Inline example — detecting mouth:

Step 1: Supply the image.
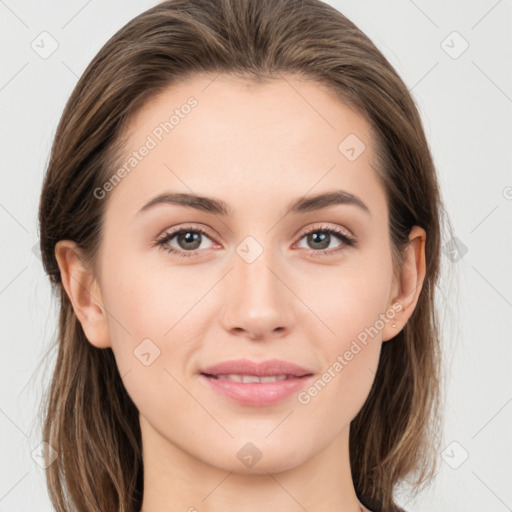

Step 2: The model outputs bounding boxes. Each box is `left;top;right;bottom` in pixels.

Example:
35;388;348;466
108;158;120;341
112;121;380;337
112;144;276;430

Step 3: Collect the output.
200;358;313;378
199;359;315;406
201;373;306;383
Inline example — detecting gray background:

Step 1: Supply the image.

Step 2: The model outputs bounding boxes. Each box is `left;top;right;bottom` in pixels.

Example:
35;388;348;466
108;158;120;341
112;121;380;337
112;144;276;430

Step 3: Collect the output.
1;0;511;510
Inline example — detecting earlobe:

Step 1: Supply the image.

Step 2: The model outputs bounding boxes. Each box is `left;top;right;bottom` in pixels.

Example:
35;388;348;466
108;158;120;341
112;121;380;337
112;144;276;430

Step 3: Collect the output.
382;226;427;342
54;240;111;349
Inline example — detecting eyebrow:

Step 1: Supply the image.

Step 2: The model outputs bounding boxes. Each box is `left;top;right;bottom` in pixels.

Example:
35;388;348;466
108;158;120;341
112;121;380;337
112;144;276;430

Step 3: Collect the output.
137;190;370;217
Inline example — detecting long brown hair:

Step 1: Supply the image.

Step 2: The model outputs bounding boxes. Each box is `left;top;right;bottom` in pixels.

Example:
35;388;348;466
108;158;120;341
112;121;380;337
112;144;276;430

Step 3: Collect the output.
37;1;449;510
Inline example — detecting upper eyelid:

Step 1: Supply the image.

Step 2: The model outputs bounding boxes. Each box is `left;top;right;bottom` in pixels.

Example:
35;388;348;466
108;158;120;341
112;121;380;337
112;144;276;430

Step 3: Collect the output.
300;223;353;238
158;224;217;242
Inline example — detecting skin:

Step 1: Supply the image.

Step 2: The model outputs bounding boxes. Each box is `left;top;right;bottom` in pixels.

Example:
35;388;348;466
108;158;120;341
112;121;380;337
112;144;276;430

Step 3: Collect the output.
55;73;426;512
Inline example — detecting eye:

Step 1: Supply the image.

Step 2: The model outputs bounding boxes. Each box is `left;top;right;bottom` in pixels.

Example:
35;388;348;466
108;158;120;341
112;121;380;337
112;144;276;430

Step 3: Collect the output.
295;225;355;256
154;223;356;259
155;225;216;258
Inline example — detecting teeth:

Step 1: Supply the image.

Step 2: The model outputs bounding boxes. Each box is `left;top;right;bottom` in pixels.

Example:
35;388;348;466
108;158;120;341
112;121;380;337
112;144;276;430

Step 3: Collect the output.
215;374;289;383
242;375;260;383
260;375;288;382
225;374;243;382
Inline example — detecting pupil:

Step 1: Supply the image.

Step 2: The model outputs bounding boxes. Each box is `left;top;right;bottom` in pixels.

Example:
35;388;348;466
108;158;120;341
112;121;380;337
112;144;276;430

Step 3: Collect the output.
309;232;329;250
179;231;201;249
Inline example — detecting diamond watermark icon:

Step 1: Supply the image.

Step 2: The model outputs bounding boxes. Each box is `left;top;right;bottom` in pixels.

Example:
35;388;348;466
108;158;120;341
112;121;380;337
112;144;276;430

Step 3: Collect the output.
441;31;469;59
31;441;58;468
338;133;366;162
134;338;161;366
237;442;263;468
442;236;468;263
236;236;263;264
31;241;42;260
31;31;59;59
441;440;469;469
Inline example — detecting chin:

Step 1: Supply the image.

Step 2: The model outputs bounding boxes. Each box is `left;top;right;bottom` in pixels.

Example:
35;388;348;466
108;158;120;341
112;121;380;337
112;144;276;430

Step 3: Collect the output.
199;439;309;475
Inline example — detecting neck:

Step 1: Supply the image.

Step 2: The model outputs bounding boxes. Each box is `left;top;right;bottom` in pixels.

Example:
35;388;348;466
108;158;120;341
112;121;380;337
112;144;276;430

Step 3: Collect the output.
139;416;364;512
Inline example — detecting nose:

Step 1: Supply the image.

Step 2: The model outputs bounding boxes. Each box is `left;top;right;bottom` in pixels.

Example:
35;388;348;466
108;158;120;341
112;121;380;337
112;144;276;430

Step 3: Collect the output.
220;244;294;341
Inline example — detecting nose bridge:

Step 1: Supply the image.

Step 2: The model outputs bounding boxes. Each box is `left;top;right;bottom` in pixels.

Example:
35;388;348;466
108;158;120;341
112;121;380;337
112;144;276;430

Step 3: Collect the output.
220;234;292;338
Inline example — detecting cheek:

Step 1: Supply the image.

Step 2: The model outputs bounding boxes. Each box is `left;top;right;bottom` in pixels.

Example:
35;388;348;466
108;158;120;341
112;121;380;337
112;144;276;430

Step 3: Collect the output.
304;259;392;412
319;257;393;345
99;258;209;387
102;255;207;337
298;291;386;427
100;264;196;424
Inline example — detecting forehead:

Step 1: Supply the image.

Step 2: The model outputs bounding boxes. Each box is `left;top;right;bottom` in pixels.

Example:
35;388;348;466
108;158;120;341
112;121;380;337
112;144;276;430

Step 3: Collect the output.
104;73;384;220
127;72;372;149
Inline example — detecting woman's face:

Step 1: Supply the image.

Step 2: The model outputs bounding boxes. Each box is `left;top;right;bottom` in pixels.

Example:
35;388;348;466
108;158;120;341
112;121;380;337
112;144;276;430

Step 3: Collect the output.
73;73;411;474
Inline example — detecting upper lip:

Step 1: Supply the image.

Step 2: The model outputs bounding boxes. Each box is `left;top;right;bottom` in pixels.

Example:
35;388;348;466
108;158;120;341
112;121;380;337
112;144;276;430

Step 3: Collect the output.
200;358;314;377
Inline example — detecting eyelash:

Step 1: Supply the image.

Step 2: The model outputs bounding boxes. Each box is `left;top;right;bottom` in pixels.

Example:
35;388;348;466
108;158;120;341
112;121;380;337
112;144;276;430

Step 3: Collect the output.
154;224;356;258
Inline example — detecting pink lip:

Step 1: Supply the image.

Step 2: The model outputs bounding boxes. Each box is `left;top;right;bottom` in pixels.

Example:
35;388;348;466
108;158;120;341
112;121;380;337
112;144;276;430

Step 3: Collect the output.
199;358;315;406
201;358;313;377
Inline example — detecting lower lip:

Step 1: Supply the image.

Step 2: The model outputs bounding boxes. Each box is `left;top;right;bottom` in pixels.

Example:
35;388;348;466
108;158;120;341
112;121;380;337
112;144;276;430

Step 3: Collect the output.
201;374;313;406
200;374;314;406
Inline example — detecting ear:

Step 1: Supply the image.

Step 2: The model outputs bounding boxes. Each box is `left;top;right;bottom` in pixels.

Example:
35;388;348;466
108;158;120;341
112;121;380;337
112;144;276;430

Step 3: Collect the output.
382;226;426;342
54;240;111;348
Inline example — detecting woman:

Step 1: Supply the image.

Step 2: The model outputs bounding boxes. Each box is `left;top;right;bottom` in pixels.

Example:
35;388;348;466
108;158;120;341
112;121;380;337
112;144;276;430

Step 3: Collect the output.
38;0;448;511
